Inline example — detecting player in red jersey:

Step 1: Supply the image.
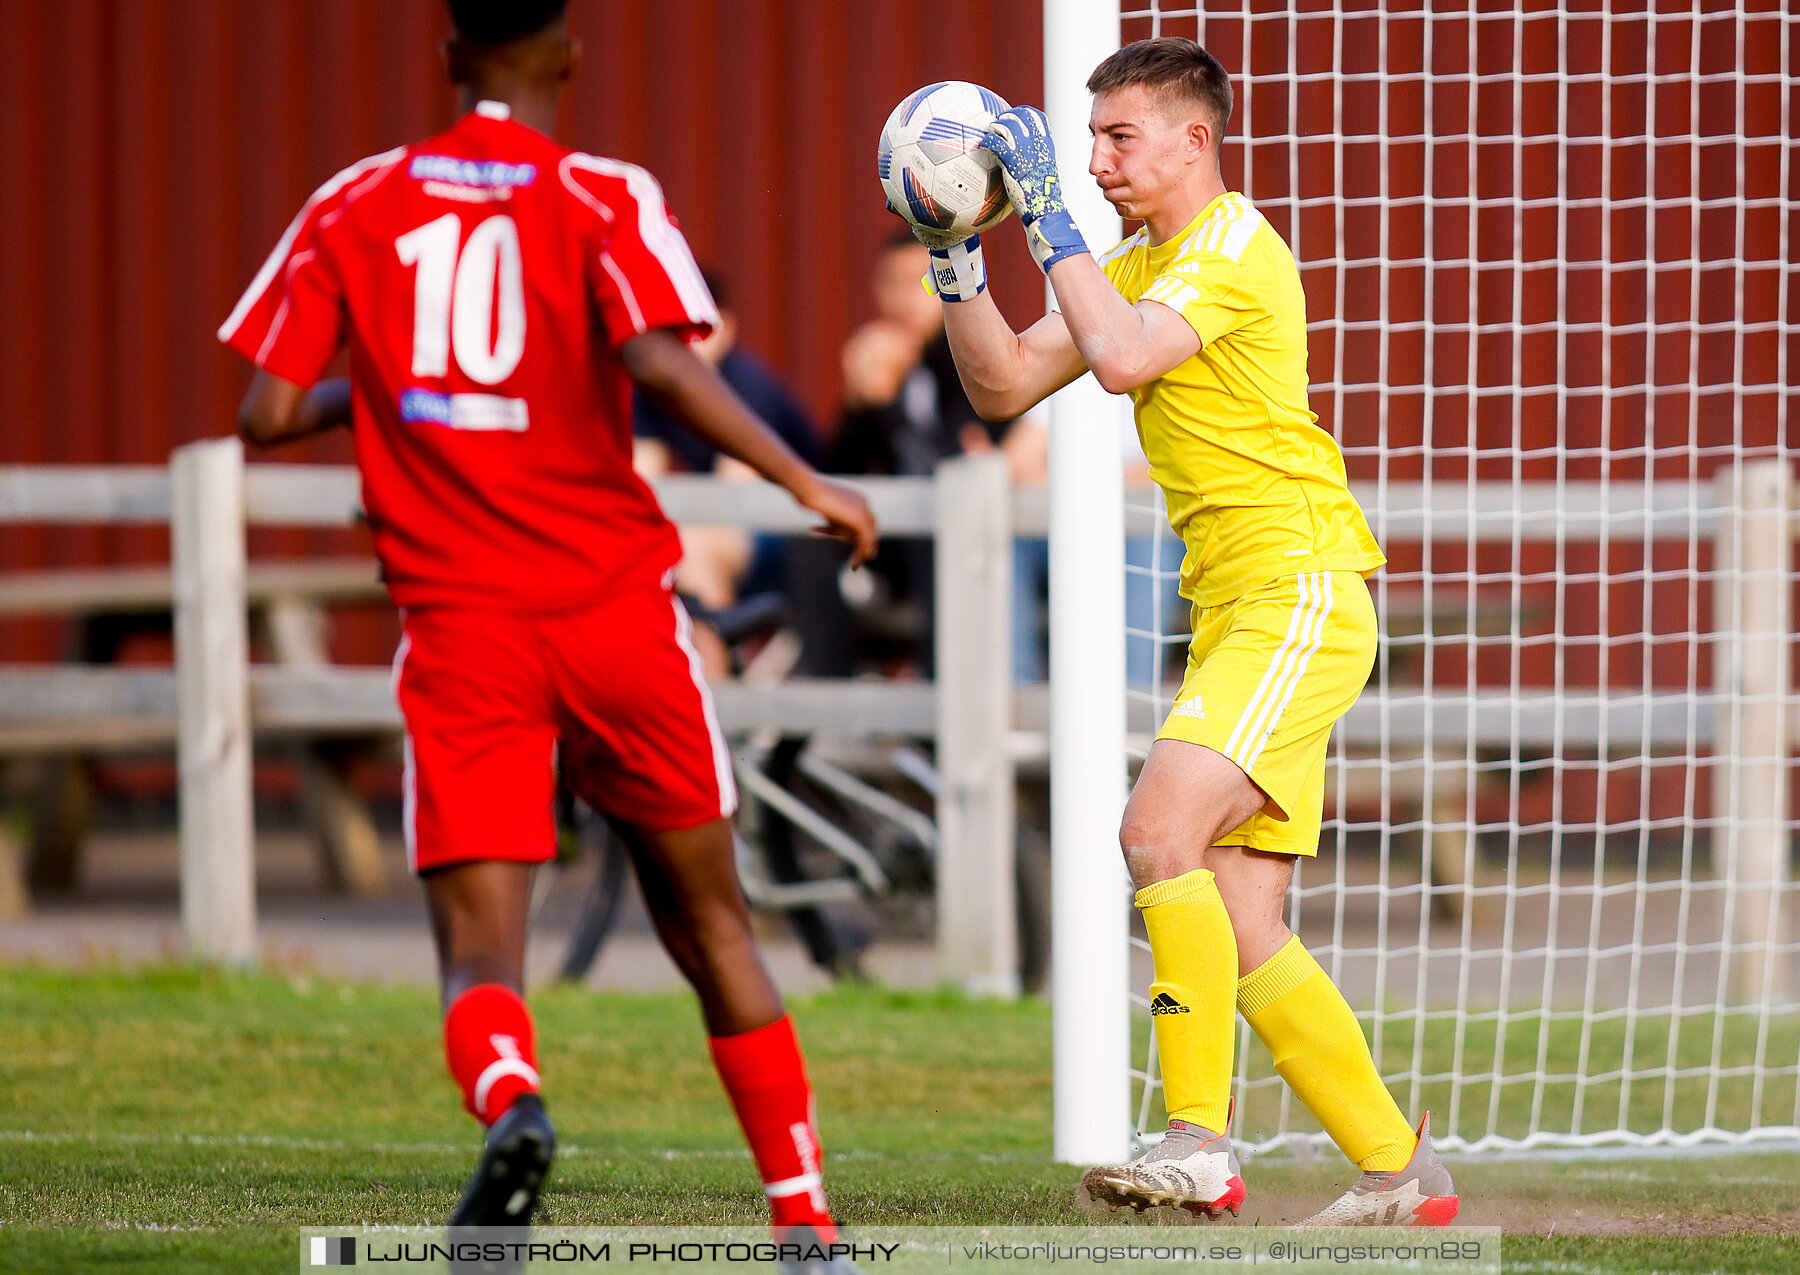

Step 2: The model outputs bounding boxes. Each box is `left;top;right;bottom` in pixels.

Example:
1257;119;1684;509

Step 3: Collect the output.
219;0;875;1253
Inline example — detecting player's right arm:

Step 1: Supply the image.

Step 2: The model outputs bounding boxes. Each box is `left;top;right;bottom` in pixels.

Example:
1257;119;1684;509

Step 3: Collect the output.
574;157;877;565
902;106;1100;421
236;373;352;447
935;106;1196;410
621;330;877;566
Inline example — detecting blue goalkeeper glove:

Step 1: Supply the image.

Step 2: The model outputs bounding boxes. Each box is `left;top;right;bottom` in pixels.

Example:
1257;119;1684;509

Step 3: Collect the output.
980;106;1090;273
884;198;989;303
924;236;988;303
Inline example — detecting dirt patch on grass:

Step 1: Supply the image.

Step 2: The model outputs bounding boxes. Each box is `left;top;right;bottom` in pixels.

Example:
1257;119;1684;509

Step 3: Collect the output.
1083;1192;1800;1236
1500;1207;1800;1237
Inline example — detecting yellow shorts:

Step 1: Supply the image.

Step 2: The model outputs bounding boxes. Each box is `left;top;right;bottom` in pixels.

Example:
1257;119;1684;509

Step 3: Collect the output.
1156;570;1377;858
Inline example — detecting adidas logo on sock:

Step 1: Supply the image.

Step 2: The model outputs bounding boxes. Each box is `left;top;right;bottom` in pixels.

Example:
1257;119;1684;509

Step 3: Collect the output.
1150;992;1190;1016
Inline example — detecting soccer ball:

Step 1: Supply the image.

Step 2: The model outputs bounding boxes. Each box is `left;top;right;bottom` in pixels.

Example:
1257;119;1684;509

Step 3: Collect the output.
877;81;1014;245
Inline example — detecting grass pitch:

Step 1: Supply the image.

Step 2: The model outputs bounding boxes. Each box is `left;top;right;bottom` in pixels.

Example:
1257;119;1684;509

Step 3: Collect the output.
2;966;1798;1273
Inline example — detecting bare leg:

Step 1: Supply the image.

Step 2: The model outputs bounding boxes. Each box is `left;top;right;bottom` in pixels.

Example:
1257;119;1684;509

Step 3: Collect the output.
1117;738;1301;967
1119;738;1264;887
425;860;555;1233
1203;844;1298;972
1083;741;1264;1207
423;860;534;1005
611;816;785;1036
613;816;837;1231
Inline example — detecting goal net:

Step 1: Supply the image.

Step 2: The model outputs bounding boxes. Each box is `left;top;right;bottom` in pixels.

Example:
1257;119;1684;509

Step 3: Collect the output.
1115;1;1798;1153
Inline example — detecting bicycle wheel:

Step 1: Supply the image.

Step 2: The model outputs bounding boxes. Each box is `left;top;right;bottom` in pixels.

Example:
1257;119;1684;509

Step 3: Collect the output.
754;735;871;981
1014;815;1053;995
555;819;632;982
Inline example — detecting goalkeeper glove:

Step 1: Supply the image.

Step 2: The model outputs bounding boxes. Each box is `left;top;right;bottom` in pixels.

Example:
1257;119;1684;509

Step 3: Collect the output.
924;236;987;303
981;106;1089;273
884;199;989;303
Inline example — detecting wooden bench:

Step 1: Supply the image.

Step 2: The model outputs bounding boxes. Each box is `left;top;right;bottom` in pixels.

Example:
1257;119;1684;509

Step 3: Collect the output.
0;559;390;911
5;453;1789;1004
0;559;382;618
0;448;1027;992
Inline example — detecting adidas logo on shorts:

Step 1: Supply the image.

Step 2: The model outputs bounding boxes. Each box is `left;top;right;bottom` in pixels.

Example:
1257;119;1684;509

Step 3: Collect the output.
1169;697;1205;720
1150;992;1190;1016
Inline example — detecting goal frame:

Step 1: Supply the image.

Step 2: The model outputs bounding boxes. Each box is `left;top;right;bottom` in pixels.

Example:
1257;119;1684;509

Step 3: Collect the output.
1044;0;1799;1162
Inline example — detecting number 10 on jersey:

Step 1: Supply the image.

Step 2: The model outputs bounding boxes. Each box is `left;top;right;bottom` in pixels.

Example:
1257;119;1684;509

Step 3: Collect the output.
395;213;526;385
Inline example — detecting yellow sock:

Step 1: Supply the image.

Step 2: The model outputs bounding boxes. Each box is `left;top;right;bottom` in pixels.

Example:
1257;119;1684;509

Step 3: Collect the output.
1237;935;1414;1171
1136;868;1236;1134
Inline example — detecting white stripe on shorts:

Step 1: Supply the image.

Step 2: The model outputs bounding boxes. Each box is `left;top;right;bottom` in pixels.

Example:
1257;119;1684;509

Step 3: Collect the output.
1232;572;1334;774
670;596;739;818
391;627;418;873
1220;573;1321;765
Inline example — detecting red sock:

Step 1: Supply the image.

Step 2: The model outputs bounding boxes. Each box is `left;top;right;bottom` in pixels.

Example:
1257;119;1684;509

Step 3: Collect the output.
444;984;540;1125
709;1016;835;1237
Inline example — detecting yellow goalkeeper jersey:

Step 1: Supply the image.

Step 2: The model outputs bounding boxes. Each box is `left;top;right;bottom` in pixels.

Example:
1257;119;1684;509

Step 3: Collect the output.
1100;191;1384;605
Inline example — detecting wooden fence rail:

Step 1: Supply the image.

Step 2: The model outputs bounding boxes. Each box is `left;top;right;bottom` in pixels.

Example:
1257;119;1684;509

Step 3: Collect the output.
0;449;1791;1000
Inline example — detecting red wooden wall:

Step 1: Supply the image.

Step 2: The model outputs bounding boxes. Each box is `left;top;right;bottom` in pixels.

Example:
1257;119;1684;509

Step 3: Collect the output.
0;0;1043;660
0;1;1790;833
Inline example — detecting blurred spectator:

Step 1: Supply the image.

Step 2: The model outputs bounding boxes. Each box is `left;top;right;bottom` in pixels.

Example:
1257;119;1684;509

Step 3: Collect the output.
828;235;1178;687
833;233;1007;476
798;234;1027;677
1007;416;1186;688
636;270;821;477
633;269;824;673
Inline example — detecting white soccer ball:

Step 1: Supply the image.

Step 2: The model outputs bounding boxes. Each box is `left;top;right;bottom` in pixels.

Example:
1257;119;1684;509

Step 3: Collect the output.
877;81;1014;245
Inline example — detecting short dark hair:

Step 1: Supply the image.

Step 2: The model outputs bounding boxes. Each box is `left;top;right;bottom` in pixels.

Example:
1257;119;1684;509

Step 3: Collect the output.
1087;38;1233;137
446;0;567;45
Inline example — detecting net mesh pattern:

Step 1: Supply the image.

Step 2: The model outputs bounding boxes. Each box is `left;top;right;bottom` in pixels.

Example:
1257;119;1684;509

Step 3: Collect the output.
1116;0;1797;1153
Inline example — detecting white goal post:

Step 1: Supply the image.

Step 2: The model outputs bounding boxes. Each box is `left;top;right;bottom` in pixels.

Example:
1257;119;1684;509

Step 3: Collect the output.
1047;1;1798;1159
1044;0;1133;1169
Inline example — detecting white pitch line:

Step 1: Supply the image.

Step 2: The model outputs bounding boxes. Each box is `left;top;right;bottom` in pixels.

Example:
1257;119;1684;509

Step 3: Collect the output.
0;1129;465;1155
0;1129;1028;1165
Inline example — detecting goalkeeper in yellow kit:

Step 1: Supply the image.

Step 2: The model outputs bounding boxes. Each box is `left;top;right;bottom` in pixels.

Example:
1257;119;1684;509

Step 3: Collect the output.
909;37;1459;1226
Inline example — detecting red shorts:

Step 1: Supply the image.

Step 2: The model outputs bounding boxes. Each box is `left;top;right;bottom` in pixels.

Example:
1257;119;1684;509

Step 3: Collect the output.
393;586;737;874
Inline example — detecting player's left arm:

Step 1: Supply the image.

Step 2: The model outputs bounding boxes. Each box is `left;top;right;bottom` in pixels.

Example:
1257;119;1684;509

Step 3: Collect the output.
980;106;1200;395
621;330;878;566
584;164;873;563
1047;260;1199;395
235;372;353;447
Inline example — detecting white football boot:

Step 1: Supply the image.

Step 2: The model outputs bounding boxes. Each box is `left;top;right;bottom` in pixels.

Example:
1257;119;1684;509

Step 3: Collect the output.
1076;1104;1246;1221
1299;1114;1460;1227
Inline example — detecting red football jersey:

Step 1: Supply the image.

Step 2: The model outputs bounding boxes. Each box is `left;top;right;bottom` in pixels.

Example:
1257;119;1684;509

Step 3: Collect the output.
220;100;716;610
